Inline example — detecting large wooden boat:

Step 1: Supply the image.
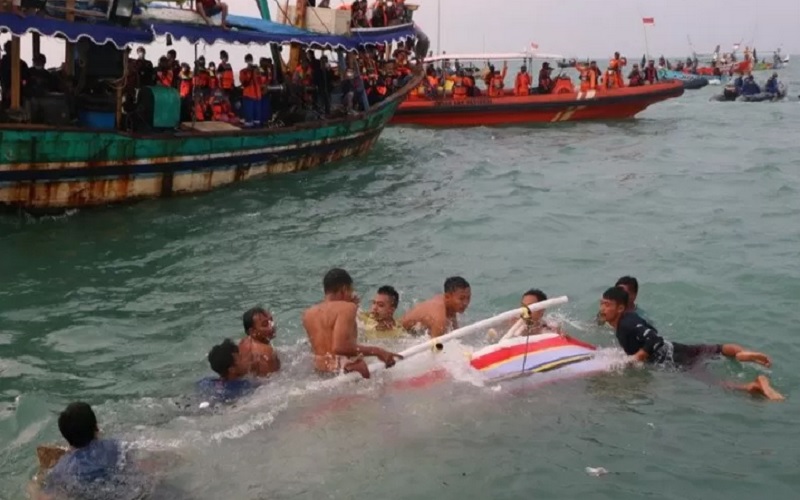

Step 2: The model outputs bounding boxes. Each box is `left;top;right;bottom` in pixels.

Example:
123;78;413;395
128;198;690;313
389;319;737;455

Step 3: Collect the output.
390;53;684;127
0;2;427;214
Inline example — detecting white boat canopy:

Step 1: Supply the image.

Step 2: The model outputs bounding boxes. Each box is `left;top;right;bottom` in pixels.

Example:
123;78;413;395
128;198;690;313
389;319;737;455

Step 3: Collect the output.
424;51;565;64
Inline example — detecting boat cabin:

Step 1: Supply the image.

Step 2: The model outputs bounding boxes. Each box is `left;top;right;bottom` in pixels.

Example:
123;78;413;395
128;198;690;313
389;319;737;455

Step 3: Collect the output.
0;0;425;134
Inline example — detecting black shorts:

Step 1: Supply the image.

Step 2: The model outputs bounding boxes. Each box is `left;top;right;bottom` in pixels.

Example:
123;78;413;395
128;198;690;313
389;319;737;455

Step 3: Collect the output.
205;4;223;16
671;342;723;366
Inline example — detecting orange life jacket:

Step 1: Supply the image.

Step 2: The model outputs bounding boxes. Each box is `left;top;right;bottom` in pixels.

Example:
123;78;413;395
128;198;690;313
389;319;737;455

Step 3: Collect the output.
218;62;235;90
240;66;262;100
451;76;467;98
207;69;217;90
179;74;193;98
514;72;531;95
489;68;507;97
193;101;206;121
294;65;312;86
193;70;210;89
157;70;173;87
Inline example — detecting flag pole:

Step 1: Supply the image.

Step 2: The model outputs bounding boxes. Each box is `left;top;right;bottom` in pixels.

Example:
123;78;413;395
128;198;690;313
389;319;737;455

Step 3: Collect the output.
642;21;651;60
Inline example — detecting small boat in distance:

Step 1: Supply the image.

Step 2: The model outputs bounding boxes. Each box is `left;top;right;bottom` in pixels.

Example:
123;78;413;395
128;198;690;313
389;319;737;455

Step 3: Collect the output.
391;53;684;127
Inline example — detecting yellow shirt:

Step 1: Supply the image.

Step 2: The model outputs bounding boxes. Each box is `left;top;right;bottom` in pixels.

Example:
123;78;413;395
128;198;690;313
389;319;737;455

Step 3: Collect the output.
358;311;406;341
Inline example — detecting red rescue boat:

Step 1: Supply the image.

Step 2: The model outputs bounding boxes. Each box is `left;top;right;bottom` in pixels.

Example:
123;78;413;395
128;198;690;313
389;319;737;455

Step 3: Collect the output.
390;53;684;127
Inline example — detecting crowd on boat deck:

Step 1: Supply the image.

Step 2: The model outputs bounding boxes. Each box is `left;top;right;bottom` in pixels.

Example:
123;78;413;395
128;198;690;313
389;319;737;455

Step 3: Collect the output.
0;34;421;129
414;51;671;99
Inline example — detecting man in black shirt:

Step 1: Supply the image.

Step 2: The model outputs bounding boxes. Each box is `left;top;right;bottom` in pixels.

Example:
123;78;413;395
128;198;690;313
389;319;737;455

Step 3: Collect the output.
599;287;783;401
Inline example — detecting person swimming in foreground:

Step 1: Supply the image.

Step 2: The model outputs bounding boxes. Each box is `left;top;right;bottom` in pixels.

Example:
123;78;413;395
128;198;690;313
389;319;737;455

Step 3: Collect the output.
599;286;784;401
596;275;652;325
197;339;258;404
401;276;471;338
358;285;407;340
303;268;403;379
33;403;151;500
238;306;281;376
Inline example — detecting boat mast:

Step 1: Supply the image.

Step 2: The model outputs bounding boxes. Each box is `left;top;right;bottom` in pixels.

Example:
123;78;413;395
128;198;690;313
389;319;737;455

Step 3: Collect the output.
436;0;441;55
288;0;308;72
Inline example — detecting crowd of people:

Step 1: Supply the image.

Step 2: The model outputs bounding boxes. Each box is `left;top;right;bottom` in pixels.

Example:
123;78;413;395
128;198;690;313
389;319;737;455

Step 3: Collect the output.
0;35;420;129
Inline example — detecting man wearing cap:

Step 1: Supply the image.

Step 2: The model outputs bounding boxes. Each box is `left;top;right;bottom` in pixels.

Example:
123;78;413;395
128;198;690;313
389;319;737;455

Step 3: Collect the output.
537;62;553;94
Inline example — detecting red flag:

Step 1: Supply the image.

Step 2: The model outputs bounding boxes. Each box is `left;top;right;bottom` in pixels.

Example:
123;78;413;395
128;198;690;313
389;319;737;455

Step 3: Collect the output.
530;42;539;50
642;17;655;25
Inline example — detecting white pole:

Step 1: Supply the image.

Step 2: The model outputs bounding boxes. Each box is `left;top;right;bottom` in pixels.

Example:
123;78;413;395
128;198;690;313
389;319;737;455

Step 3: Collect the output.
317;296;569;389
437;0;441;55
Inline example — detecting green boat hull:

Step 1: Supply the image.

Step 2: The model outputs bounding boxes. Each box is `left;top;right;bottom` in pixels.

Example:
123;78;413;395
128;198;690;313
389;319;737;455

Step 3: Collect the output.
0;84;412;213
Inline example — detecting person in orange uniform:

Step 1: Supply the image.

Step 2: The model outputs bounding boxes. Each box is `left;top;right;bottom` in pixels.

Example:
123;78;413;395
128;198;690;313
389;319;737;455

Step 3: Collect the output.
292;57;313;105
239;54;262;127
155;57;173;87
178;64;193;98
606;52;625;89
514;65;531;96
206;62;218;91
217;50;235;95
576;60;601;91
193;56;211;98
209;89;238;123
488;62;507;97
450;70;468;99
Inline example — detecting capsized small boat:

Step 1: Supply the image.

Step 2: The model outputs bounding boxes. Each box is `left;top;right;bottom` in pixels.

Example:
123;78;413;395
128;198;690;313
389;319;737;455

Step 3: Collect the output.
469;333;609;386
657;69;708;90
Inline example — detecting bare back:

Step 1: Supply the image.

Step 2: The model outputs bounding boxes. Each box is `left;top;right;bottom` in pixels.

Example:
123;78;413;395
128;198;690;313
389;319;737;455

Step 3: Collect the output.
303;301;359;372
238;337;280;376
400;295;453;338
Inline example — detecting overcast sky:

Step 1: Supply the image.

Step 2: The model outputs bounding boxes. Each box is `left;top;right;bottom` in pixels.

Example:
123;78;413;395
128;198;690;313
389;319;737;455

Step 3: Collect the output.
410;0;799;58
2;0;797;66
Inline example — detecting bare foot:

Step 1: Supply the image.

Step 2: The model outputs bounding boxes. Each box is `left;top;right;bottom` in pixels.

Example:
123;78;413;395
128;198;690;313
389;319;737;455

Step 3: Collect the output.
753;375;784;401
735;351;771;368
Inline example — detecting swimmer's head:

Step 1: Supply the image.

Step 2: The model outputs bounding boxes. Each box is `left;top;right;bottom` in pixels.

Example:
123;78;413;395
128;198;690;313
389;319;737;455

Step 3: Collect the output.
615;276;638;306
599;287;629;324
324;268;355;302
58;402;99;449
371;285;399;322
243;306;275;342
208;338;246;380
444;276;471;314
521;288;547;323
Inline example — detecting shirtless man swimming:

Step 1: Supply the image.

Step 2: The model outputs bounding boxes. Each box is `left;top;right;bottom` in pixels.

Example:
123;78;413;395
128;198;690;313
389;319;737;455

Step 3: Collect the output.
303;268;403;379
238;307;281;376
599;286;783;401
401;277;471;338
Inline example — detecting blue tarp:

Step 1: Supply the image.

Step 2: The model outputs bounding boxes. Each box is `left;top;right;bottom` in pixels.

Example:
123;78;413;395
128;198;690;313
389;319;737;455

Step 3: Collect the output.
0;13;152;49
152;19;418;50
0;12;417;51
